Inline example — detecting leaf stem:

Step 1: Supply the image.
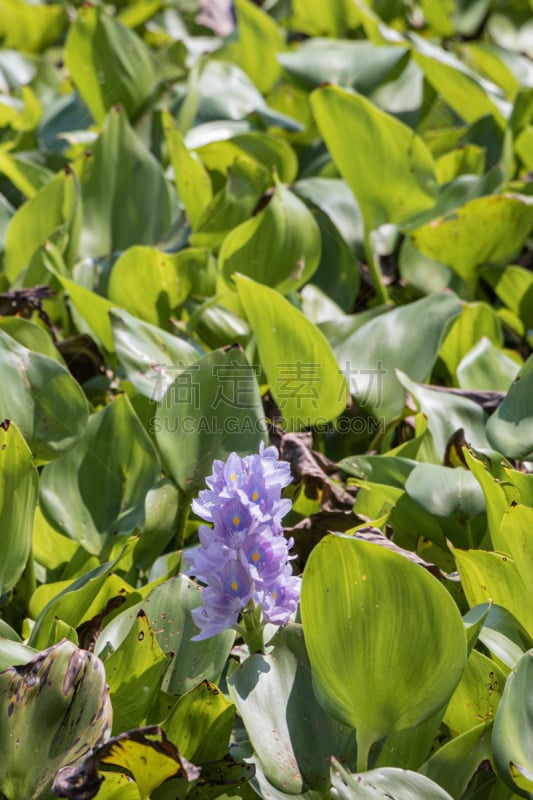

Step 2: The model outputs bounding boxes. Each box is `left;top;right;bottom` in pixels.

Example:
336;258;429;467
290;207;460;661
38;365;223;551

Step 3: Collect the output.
356;726;374;773
175;486;190;552
365;233;390;305
240;603;266;655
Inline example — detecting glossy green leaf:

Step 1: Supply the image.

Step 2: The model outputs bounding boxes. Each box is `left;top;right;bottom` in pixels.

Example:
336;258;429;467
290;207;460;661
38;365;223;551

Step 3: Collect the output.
3;168;80;282
0;328;89;462
228;0;284;93
405;464;486;520
453;546;533;639
444;648;505;735
483;264;533;330
301;535;467;768
279;39;409;92
28;545;134;649
463;448;517;552
162;109;212;231
439;301;503;380
191;157;268;250
229;624;356;795
476;604;533;670
39;394;160;555
0;639;112;800
235;275;348;428
331;292;461;420
110;308;201;400
486;354;533;459
411;34;508;126
155;347;266;494
331;758;454;800
108;245;192;328
55;274;116;353
457;338;521;391
493;650;533;798
311;85;438;232
422;723;493;799
0;0;66;52
104;610;170;734
163;680;235;762
0;421;38;595
412;194;533;288
65;4;160;123
220;179;321;294
78;106;172;258
397;372;490;458
196;133;298;185
96;576;234;696
290;0;360;37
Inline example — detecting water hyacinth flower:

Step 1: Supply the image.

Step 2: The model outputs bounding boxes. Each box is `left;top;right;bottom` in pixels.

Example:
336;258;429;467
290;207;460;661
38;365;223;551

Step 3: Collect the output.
187;442;300;649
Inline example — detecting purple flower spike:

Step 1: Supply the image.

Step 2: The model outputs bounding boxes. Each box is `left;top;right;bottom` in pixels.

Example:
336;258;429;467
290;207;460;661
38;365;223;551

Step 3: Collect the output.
186;443;301;646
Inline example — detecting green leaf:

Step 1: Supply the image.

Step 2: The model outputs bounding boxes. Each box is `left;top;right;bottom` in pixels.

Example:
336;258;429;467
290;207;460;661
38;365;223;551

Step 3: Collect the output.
235;275;348;429
0;328;89;463
108;245;192;328
53;726;200;800
162;680;235;762
78;106;172;258
65;4;160;123
397;372;490;458
39;394;160;556
28;545;134;649
4;168;80;282
439;301;503;381
104;610;170;735
290;0;360;37
279;39;409;92
483;264;533;330
453;546;533;639
219;179;321;294
55;274;116;353
96;576;234;696
301;535;467;769
476;604;533;670
0;639;112;800
443;649;506;735
110;308;201;400
0;421;38;595
228;0;284;93
493;650;533;798
329;292;461;420
310;85;438;232
411;194;533;289
0;0;66;52
422;723;493;799
410;34;508;126
405;463;486;520
196;133;298;185
457;338;521;391
229;624;356;795
155;346;266;494
331;758;455;800
162;109;213;231
486;354;533;459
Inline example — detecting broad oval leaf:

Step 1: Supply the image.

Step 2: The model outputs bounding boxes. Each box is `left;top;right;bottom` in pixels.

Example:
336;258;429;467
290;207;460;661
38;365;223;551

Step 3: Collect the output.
311;85;438;232
331;758;454;800
219;179;321;294
0;328;89;462
154;346;266;494
229;625;356;795
301;535;467;764
486;354;533;459
0;639;112;800
65;4;160;123
493;650;533;798
0;420;38;595
235;274;348;429
39;394;160;555
411;194;533;287
331;292;461;420
110;308;201;400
